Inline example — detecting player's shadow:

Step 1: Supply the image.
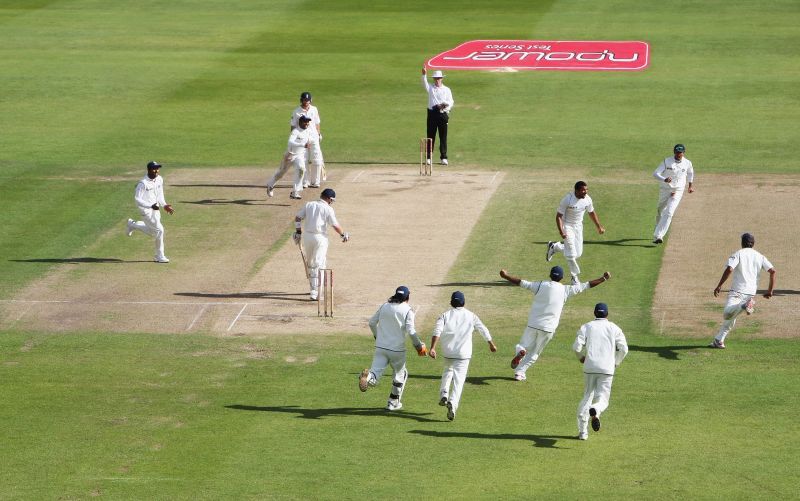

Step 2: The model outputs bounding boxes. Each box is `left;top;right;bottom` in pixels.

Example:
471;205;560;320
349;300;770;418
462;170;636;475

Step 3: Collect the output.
10;257;127;264
172;183;265;188
180;199;273;206
225;404;439;422
762;289;800;296
584;238;655;248
627;343;709;360
326;161;413;165
175;292;309;301
408;429;577;448
427;281;514;288
399;373;516;385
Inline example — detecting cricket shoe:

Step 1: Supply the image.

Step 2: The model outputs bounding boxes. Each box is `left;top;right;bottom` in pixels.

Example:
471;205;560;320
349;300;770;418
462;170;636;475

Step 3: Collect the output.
510;349;527;369
546;241;556;262
267;185;274;198
310;290;318;301
303;183;309;189
289;193;302;200
126;219;135;237
359;369;370;392
446;401;455;421
439;396;448;407
708;339;726;349
441;159;448;165
653;238;663;244
589;408;601;432
309;183;320;188
743;298;755;315
512;373;526;382
386;400;403;411
578;432;588;441
154;256;170;263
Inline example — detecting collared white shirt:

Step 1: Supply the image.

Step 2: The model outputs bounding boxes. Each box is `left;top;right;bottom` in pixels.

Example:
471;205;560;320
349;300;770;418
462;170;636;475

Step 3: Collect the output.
653;156;694;190
573;318;628;375
557;192;594;226
369;302;417;352
286;127;310;157
422;74;454;112
432;307;491;359
134;174;167;210
296;199;339;235
727;248;774;295
520;279;589;332
290;105;321;140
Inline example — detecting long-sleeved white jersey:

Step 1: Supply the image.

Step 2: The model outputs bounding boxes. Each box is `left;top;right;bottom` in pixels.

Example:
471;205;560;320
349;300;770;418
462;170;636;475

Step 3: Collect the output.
653;156;694;191
134;174;167;210
368;302;420;352
520;280;589;333
572;318;628;375
432;307;491;359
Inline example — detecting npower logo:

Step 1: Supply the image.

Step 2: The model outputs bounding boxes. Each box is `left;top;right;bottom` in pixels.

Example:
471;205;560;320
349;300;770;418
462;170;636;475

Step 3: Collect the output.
427;40;649;71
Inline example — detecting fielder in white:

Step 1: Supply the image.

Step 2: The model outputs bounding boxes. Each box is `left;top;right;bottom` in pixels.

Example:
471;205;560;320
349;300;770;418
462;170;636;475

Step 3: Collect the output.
499;266;611;382
360;286;428;411
652;143;694;244
293;188;349;300
546;181;605;284
573;302;628;440
428;291;496;421
267;115;311;200
291;92;325;187
126;161;174;263
710;232;776;349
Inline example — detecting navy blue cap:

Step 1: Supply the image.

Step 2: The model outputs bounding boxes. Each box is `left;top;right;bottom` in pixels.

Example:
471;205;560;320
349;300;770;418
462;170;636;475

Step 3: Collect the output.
392;285;410;301
299;114;311;122
321;188;336;200
450;291;465;308
300;92;312;101
146;161;161;170
674;144;686;153
550;266;564;281
594;303;609;318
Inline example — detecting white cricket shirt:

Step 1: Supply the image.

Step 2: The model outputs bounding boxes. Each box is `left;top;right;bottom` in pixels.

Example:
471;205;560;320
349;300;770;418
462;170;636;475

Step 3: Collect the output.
134;174;167;210
520;280;588;332
572;318;628;375
286;127;310;157
369;302;417;352
557;192;594;226
653;156;694;191
290;105;321;140
727;248;774;295
432;307;491;360
422;75;454;112
296;199;339;235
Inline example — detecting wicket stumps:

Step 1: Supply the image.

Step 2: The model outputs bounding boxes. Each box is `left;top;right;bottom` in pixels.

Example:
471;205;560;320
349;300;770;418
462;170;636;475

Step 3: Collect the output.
419;137;433;176
318;268;333;317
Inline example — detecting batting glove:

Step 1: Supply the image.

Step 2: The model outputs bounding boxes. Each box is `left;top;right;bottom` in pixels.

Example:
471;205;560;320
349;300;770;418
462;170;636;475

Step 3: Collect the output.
292;232;301;245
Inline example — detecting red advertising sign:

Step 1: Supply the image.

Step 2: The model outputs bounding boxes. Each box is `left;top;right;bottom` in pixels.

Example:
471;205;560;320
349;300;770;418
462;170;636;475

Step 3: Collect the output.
427;40;649;71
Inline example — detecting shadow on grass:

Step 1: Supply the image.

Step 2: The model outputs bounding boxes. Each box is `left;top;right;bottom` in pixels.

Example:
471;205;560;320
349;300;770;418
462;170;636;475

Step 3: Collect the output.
180;199;279;206
326;161;412;165
172;183;265;188
762;289;800;296
10;257;131;264
427;281;513;288
628;343;710;360
402;373;515;385
533;238;654;248
176;292;309;301
408;429;578;448
225;404;439;422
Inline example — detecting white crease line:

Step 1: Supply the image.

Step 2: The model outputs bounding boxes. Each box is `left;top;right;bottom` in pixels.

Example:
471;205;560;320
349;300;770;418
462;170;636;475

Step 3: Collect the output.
490;171;500;184
228;303;248;332
186;304;208;331
351;170;365;182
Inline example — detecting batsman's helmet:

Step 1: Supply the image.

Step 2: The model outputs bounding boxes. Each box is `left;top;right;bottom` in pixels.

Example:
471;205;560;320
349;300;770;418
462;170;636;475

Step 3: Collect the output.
450;291;465;308
741;232;755;248
550;266;564;281
674;144;686;153
321;188;336;200
300;92;312;102
146;160;162;170
594;302;609;318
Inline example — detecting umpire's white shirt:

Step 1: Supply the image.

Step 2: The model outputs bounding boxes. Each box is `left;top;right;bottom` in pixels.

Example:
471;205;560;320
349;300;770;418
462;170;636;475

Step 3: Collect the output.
290;105;321;140
134;174;167;209
433;307;491;360
572;318;628;375
369;302;417;352
653;156;694;191
727;248;774;295
422;75;454;112
558;192;594;226
296;200;338;235
520;280;588;332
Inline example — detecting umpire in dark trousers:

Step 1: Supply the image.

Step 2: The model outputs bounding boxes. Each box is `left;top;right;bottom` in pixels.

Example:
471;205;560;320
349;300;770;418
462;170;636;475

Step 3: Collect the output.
421;66;455;165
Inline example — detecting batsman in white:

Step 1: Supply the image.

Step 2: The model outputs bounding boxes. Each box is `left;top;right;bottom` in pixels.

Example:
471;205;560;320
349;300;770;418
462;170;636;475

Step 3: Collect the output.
293;188;349;300
573;303;628;440
652;143;694;244
290;92;325;187
126;161;174;263
546;181;605;284
428;291;496;421
266;115;311;200
359;286;428;411
499;266;611;382
710;232;776;349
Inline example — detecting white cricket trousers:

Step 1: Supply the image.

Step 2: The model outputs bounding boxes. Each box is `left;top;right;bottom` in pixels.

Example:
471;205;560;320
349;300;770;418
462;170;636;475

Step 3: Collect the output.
654;188;684;240
553;223;583;278
514;326;555;376
367;347;409;403
439;358;470;414
305;139;325;186
301;233;328;294
131;207;166;260
715;290;754;343
577;373;614;435
267;152;306;195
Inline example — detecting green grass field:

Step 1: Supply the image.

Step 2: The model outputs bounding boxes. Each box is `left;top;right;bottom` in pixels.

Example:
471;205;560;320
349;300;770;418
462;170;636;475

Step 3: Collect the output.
1;0;799;499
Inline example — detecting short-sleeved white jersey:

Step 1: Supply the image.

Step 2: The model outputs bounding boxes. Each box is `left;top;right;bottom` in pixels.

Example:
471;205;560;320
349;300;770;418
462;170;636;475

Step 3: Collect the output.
520;279;589;332
368;302;417;352
134;174;167;209
653;156;694;191
296;199;339;235
432;307;491;360
557;192;594;226
290;105;320;139
286;127;310;157
727;247;774;295
572;318;628;375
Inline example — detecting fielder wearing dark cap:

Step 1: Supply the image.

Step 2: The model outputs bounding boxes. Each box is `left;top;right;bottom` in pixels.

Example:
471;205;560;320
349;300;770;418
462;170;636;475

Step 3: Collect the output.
127;159;173;263
652;142;694;244
499;267;611;381
450;290;466;308
594;302;609;318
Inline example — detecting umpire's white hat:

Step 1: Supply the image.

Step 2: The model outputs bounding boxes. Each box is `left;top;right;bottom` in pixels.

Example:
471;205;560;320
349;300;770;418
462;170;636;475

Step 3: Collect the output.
431;70;445;78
